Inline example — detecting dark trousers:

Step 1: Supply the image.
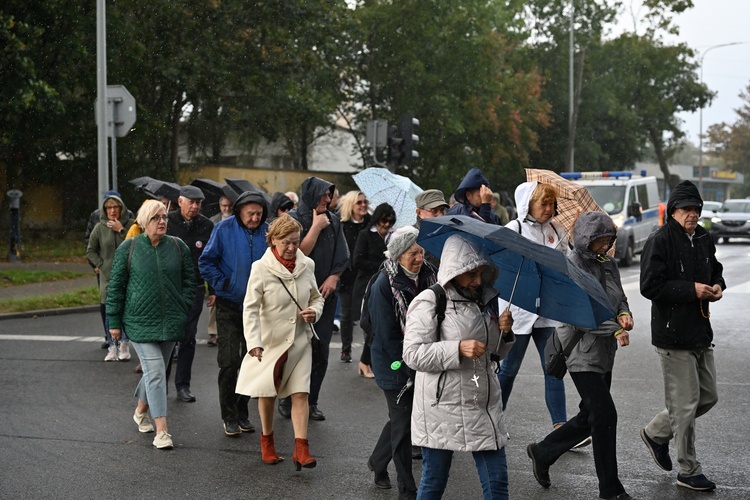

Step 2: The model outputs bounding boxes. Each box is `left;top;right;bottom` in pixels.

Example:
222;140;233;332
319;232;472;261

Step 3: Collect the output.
174;286;205;390
534;371;625;499
370;388;416;497
215;298;250;423
309;292;337;406
339;283;354;353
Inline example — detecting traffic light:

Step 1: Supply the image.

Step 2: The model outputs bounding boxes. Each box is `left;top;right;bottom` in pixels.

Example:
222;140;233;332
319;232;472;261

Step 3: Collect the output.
387;124;402;168
399;114;419;165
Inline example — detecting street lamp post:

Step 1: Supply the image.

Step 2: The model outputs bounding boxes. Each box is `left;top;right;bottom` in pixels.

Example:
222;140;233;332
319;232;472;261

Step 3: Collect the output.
698;41;747;195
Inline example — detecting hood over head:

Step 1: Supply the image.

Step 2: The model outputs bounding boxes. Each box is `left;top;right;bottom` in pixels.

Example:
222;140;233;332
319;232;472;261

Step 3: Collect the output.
270;192;294;214
100;194;129;223
667;180;703;216
298;176;335;215
437;234;498;287
454;168;491;205
233;190;269;225
573;211;616;256
514;181;539;221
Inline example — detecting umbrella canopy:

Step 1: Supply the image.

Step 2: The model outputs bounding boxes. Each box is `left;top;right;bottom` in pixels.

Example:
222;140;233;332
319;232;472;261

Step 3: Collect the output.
129;177;181;204
525;168;607;243
418;215;615;329
352;167;423;227
191;179;237;218
225;178;272;206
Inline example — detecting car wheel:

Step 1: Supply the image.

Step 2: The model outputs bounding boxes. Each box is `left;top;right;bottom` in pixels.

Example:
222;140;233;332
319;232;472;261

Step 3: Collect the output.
619;240;634;267
723;237;730;244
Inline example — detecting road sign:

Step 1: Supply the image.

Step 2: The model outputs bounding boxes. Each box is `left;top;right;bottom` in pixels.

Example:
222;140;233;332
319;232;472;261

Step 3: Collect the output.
94;84;136;137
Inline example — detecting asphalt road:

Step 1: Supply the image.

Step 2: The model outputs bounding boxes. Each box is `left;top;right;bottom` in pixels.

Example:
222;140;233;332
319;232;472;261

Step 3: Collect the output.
1;243;749;499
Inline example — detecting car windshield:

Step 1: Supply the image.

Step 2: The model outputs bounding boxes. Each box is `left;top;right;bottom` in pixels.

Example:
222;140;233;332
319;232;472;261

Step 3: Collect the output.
702;202;721;212
585;186;626;215
720;201;750;213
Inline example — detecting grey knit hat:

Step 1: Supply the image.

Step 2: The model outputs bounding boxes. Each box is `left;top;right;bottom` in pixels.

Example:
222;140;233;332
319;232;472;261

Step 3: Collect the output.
384;226;420;260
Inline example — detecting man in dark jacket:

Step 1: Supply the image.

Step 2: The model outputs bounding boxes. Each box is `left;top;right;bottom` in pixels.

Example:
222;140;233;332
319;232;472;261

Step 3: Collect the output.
279;176;349;421
639;181;724;492
445;168;501;225
166;186;214;403
199;191;269;436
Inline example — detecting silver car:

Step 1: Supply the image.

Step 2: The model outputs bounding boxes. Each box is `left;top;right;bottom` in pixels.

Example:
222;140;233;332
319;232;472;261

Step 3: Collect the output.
699;201;722;230
710;199;750;243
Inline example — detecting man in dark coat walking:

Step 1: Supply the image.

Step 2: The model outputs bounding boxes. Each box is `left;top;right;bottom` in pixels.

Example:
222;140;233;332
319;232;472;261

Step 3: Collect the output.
639;180;724;492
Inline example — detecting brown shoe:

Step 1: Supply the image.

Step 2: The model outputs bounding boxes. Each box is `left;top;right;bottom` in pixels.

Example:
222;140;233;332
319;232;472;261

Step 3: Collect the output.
260;432;284;464
292;438;316;470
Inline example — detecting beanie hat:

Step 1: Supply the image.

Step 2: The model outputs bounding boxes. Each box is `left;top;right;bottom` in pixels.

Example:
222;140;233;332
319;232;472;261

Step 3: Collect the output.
384;226;420;260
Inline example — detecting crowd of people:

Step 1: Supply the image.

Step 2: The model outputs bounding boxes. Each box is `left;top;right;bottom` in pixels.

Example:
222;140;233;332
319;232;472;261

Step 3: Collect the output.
87;169;724;499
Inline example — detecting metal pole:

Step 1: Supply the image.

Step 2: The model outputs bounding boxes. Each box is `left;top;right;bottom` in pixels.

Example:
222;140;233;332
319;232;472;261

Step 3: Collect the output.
698;41;747;195
110;99;119;191
568;0;574;172
96;0;109;203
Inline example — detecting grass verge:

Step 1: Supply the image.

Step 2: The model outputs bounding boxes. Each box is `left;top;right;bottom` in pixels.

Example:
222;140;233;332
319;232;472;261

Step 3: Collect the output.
0;270;89;287
0;287;99;313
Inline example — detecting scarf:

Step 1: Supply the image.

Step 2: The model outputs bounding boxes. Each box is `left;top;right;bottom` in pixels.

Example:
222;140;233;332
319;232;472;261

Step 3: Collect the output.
272;247;295;273
383;259;436;332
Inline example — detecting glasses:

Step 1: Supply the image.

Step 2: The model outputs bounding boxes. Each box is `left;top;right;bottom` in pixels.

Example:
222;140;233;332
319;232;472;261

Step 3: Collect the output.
423;207;446;216
356;200;369;206
104;205;120;210
379;217;395;225
149;215;169;223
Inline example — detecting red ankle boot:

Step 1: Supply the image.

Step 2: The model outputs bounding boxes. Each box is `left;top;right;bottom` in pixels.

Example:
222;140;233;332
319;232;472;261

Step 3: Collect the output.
292;438;316;470
260;432;283;464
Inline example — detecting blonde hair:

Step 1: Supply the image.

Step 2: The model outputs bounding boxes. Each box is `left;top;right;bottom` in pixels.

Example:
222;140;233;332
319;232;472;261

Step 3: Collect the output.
339;190;366;222
136;199;167;229
266;214;303;246
530;183;558;206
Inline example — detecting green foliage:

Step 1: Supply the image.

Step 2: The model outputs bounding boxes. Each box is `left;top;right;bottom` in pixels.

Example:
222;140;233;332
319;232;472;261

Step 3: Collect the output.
0;270;88;287
0;286;99;313
706;83;750;176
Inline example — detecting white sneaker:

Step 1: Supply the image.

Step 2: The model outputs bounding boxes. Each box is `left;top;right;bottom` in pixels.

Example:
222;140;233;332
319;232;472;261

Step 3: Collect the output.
572;436;592;449
104;346;117;362
118;342;131;361
153;430;173;449
133;410;154;433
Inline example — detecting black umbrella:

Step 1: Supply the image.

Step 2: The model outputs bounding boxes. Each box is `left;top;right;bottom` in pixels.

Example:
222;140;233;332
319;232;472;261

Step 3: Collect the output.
129;176;181;207
225;178;272;206
418;216;615;329
191;179;238;218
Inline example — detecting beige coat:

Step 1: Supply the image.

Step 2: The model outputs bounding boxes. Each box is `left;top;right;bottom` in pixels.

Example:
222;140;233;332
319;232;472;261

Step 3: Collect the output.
236;248;324;398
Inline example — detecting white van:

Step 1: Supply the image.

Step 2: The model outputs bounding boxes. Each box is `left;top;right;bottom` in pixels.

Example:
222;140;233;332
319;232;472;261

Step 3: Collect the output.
561;171;662;266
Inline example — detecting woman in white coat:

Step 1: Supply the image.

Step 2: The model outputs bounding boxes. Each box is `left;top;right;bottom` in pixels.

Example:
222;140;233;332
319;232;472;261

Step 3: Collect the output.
236;214;325;470
403;234;514;499
498;181;569;431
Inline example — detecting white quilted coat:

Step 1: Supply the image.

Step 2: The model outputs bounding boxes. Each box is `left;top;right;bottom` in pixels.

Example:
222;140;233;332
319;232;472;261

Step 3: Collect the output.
403;235;514;452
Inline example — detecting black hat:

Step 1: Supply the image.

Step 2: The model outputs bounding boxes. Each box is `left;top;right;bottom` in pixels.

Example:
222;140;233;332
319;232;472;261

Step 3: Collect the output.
180;185;205;200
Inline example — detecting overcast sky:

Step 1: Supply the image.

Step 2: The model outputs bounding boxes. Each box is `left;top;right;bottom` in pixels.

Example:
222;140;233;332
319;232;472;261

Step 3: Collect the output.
631;1;750;145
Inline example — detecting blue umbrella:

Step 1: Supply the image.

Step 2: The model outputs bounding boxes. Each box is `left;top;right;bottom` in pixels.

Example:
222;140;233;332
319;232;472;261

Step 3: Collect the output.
352;167;423;227
418;215;614;329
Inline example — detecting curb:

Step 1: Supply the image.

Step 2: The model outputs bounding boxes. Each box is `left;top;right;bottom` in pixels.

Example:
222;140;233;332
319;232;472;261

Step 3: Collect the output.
0;305;100;321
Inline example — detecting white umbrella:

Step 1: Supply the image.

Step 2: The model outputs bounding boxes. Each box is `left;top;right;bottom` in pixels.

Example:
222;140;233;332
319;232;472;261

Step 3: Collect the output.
352;168;423;227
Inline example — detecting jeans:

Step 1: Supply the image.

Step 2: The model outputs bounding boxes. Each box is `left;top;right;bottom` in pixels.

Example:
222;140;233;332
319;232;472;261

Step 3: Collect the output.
370;388;416;497
216;298;250;423
418;447;508;500
533;371;625;499
104;314;128;347
131;341;175;418
498;327;566;425
174;286;205;390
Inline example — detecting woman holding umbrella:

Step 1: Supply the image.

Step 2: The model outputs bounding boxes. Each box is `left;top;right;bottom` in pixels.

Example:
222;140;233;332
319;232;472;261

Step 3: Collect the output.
498;181;570;432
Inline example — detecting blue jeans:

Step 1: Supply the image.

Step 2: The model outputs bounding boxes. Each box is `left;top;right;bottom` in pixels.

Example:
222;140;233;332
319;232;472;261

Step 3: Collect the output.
417;447;508;500
131;341;175;418
498;327;566;426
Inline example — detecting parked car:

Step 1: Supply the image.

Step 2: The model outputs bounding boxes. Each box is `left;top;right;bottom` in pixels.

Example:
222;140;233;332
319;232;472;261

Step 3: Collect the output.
710;199;750;243
699;201;722;229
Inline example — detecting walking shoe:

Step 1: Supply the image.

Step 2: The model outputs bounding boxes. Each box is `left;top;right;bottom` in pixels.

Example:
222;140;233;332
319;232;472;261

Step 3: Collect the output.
224;421;241;436
133;410;154;433
238;418;255;433
599;493;632;500
278;398;292;419
152;430;173;449
572;436;592;449
340;351;352;363
118;342;131;361
176;387;196;402
640;428;672;471
133;363;143;374
101;341;109;349
207;334;217;346
677;473;716;491
527;443;551;488
367;459;392;489
104;346;118;362
309;405;326;421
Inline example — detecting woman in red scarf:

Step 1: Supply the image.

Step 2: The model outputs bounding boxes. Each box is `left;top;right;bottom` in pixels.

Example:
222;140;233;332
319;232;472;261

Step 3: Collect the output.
236;214;325;469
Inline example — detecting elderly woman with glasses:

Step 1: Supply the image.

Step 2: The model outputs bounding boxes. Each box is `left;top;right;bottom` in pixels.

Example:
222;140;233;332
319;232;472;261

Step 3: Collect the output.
107;200;196;450
338;191;372;363
352;202;397;378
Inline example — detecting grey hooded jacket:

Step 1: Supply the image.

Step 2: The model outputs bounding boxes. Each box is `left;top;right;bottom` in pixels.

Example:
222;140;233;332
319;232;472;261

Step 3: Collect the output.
403;234;514;452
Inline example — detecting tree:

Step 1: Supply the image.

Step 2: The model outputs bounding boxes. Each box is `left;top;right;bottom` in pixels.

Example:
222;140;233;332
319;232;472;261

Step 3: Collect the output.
706;83;750;197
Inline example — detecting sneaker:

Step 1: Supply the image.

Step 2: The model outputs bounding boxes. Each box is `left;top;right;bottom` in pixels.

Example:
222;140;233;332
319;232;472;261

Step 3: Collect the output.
133;410;154;433
238;418;255;433
527;443;551;488
104;346;118;362
640;428;672;471
676;473;716;491
224;421;241;436
340;351;352;363
118;342;131;361
153;430;173;449
572;436;592;449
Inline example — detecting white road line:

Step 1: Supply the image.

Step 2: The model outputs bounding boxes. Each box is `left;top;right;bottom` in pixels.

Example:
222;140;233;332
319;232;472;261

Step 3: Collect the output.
0;335;360;349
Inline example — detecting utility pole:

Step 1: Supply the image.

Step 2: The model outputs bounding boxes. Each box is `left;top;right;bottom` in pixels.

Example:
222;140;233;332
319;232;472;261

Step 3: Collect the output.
96;0;109;202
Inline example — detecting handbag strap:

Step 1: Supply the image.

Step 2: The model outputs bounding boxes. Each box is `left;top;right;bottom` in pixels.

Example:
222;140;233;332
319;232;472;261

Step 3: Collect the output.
277;277;319;340
562;328;586;358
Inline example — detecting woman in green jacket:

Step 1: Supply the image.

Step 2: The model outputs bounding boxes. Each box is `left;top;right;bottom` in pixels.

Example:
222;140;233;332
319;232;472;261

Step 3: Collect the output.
107;200;196;450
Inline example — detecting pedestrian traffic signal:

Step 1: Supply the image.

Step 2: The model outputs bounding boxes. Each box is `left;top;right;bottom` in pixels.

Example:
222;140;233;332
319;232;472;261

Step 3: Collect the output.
399;114;419;166
387;124;403;169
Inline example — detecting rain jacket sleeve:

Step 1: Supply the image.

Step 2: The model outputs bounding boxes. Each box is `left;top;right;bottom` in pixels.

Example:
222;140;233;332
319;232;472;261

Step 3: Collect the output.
402;289;461;373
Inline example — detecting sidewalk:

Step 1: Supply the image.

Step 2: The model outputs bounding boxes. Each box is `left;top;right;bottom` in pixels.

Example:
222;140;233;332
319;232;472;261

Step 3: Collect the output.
0;261;99;319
